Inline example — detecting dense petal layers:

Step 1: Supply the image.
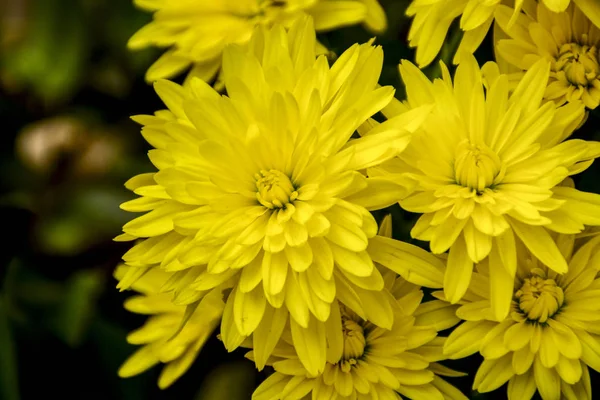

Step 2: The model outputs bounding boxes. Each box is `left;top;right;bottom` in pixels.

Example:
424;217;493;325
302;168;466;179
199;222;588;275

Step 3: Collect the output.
373;54;600;320
116;265;225;389
130;0;387;82
406;0;600;68
116;17;441;381
495;1;600;109
249;271;465;400
441;233;600;400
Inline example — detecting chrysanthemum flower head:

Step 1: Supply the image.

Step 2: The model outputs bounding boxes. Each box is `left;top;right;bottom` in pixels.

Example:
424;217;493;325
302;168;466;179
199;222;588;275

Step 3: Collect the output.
248;242;466;400
405;0;600;68
441;232;600;400
115;265;224;389
496;1;600;109
371;54;600;321
117;17;440;377
129;0;387;83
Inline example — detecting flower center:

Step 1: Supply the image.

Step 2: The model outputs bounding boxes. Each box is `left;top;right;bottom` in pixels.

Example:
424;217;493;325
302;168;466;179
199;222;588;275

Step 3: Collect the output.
515;270;564;323
555;42;600;87
454;140;502;192
255;169;298;209
342;317;366;361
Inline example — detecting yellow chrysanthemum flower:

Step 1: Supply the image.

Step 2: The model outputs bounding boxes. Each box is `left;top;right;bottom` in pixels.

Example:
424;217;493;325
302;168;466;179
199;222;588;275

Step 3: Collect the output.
372;54;600;321
130;0;387;83
441;233;600;400
248;218;465;400
406;0;600;68
115;265;224;389
495;1;600;110
117;18;442;377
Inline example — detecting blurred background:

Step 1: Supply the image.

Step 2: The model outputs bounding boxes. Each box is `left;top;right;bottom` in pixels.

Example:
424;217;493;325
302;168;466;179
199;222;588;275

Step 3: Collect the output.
2;0;600;399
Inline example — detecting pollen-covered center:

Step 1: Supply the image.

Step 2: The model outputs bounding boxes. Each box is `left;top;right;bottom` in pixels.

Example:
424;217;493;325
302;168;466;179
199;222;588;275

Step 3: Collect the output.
515;270;564;323
339;317;366;372
454;140;503;192
255;169;298;209
555;42;600;87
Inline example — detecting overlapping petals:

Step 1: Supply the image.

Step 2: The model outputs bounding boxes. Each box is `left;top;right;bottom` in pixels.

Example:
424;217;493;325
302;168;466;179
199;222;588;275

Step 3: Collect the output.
441;233;600;400
116;17;442;378
129;0;387;82
372;54;600;320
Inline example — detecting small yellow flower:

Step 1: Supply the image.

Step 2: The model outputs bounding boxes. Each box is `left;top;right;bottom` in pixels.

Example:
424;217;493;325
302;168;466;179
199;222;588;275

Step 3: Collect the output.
441;233;600;400
405;0;600;68
129;0;387;83
248;247;465;400
117;18;442;377
115;265;225;389
496;1;600;109
372;54;600;321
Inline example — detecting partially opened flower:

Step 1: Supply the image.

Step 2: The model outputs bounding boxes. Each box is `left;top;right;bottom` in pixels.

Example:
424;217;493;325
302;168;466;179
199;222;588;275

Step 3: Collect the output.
371;54;600;321
406;0;600;68
248;233;465;400
129;0;387;83
441;233;600;400
116;17;440;377
495;1;600;109
116;265;225;389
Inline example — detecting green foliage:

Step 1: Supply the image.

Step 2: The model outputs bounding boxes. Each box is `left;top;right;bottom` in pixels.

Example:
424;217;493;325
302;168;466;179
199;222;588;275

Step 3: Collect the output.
1;0;87;103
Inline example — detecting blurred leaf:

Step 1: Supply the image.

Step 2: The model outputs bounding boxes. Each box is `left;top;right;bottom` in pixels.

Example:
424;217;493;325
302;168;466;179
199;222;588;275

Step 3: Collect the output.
37;216;90;256
51;269;104;347
1;0;87;103
36;185;131;255
194;361;256;400
0;297;19;400
15;280;63;307
70;186;132;228
90;317;147;400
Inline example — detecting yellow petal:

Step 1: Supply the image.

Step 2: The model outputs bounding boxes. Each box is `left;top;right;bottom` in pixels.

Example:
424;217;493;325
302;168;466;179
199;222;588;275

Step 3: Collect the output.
252;373;291;400
324;301;344;363
512;346;535;375
444;236;474;304
533;357;561;400
220;290;247;352
555;356;582;384
290;315;326;376
253;306;288;371
488;243;515;320
308;1;366;31
507;369;536;400
473;354;514;392
233;284;266;336
285;273;310;328
262;251;288;296
118;346;159;378
330;244;374;277
508;219;568;273
367;235;445;288
444;320;496;359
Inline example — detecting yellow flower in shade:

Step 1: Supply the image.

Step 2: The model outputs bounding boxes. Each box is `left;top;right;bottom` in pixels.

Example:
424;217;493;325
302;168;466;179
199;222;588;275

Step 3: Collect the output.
371;54;600;322
116;18;442;377
495;1;600;110
129;0;387;83
405;0;600;68
441;233;600;400
248;218;466;400
115;265;225;389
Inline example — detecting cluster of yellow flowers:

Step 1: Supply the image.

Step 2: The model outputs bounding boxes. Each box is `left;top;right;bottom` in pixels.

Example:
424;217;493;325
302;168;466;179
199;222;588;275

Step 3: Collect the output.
116;0;600;399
